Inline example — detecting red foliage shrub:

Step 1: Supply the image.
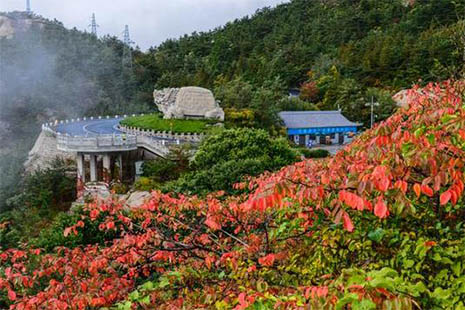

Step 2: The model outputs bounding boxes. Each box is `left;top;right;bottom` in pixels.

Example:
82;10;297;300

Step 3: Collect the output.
1;81;465;309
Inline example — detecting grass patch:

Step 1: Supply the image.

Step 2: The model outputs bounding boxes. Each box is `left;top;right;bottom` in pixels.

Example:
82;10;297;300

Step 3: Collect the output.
121;114;216;134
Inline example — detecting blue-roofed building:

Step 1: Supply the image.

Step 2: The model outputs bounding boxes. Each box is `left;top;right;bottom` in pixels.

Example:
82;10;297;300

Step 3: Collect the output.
279;111;361;146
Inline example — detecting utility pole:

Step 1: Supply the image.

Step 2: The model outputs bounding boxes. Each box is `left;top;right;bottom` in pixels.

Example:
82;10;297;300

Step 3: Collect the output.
89;13;99;36
365;96;379;129
26;0;31;14
122;25;134;69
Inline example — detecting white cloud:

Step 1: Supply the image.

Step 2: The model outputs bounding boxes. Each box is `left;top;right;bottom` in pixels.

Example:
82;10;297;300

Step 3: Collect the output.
0;0;288;50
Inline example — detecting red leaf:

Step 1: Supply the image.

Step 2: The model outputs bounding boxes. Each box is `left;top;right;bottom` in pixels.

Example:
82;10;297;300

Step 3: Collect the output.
425;241;437;248
8;290;16;301
258;254;276;267
440;191;451;206
80;282;88;293
374;199;389;219
205;217;221;231
205;255;216;270
377;177;390;192
421;185;434;197
451;189;458;205
413;184;421;198
459;129;465;140
63;227;72;237
395;180;408;193
342;212;354;232
106;221;115;230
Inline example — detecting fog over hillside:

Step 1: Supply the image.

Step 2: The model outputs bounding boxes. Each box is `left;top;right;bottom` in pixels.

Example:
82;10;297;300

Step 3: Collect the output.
0;12;145;210
0;0;289;50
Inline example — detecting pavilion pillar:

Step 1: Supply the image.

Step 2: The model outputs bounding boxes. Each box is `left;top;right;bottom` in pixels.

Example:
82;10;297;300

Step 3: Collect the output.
76;153;85;196
90;154;98;182
117;153;123;181
103;154;111;184
76;153;85;183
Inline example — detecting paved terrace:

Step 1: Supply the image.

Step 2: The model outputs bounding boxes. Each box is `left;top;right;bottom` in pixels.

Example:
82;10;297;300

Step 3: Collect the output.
41;115;204;189
43;115;204;156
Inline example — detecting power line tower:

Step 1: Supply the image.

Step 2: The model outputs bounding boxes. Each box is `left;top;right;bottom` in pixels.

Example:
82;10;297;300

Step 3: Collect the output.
123;25;134;46
89;13;99;36
122;25;134;69
26;0;31;13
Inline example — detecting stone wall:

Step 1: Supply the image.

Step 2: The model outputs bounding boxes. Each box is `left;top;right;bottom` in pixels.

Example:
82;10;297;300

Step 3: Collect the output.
118;125;205;143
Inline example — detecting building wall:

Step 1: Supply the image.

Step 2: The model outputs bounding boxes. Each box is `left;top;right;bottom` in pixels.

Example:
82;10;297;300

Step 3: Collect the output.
288;127;358;146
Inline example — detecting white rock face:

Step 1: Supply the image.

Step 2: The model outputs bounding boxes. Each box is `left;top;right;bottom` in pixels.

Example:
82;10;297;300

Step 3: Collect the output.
0;13;46;39
153;86;224;121
24;131;75;174
393;88;439;109
0;16;15;39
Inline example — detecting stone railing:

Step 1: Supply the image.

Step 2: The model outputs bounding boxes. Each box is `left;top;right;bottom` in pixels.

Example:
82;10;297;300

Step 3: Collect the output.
118;124;205;143
41;114;147;133
40;114;203;156
56;134;138;153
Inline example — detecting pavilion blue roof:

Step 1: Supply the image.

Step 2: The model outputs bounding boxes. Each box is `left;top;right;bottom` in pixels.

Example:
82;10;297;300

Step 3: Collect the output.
279;111;360;129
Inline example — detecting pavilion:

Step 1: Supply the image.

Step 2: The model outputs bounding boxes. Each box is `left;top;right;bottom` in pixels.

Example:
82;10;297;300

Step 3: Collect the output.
279;111;360;146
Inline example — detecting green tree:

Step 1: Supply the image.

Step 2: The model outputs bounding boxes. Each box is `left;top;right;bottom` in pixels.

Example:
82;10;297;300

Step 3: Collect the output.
170;128;298;194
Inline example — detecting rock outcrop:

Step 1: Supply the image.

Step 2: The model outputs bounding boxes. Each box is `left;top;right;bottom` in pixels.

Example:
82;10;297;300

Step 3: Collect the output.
124;191;152;209
393;88;440;109
24;131;75;173
0;15;15;39
0;12;46;39
153;86;224;121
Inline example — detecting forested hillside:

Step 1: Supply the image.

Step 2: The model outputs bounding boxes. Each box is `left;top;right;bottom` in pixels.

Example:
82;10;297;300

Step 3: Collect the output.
135;0;465;125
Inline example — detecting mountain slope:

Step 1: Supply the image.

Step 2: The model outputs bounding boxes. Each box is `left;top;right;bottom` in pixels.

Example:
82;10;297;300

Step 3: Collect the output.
136;0;464;125
146;0;462;88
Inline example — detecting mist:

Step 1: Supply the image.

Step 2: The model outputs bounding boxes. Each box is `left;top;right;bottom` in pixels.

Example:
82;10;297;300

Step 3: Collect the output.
0;12;136;210
0;0;289;50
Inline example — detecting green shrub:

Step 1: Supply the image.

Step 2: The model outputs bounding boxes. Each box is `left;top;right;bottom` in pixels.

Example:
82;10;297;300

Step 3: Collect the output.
0;160;77;249
31;205;124;252
136;145;192;192
134;177;159;191
111;182;129;195
169;128;298;194
298;148;330;159
7;159;76;212
142;159;180;182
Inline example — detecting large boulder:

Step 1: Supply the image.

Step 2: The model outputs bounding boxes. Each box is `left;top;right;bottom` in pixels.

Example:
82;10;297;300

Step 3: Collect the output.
124;191;152;209
153;86;224;121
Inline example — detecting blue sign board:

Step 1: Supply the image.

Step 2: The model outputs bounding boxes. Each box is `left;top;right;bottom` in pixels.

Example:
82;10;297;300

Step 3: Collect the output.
287;126;358;135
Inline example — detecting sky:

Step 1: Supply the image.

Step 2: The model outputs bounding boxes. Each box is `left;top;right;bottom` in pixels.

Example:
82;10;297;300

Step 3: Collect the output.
0;0;288;50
